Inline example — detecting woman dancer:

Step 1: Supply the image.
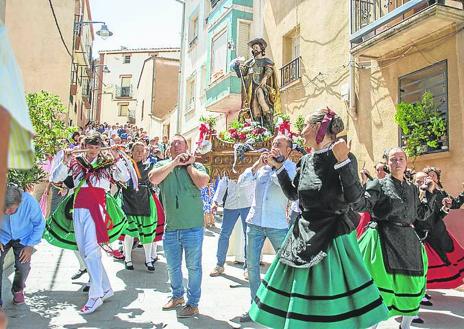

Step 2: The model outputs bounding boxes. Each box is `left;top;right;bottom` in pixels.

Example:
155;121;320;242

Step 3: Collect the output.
355;148;448;329
120;142;158;271
418;168;464;289
249;108;388;329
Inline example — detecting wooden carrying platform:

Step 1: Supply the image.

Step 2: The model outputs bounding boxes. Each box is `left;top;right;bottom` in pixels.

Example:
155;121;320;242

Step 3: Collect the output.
197;136;303;180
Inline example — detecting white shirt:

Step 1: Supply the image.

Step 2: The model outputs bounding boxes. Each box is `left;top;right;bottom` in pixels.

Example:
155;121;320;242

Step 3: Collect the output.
51;156;130;191
239;159;297;229
212;176;255;210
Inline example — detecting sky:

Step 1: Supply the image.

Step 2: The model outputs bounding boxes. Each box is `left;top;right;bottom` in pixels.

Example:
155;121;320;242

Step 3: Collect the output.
90;0;182;56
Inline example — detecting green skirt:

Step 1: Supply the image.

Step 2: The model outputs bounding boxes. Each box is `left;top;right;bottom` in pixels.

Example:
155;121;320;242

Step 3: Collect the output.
358;227;427;317
43;193;127;251
122;196;158;244
249;232;389;329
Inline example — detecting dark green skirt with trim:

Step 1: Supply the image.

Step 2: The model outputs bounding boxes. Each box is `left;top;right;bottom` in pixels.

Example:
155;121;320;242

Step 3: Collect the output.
121;196;158;244
43;193;127;251
358;227;427;317
249;231;389;329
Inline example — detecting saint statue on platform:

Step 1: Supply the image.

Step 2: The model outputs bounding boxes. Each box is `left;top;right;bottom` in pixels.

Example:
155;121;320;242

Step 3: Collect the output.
232;38;281;130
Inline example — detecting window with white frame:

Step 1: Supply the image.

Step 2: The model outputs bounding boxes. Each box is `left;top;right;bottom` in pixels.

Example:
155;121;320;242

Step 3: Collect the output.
186;75;196;111
200;65;207;103
188;14;199;47
237;21;251;59
211;29;228;81
292;36;300;59
118;103;129;116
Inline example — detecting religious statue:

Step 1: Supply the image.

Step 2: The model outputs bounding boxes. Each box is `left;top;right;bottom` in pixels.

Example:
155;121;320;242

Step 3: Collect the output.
232;38;281;130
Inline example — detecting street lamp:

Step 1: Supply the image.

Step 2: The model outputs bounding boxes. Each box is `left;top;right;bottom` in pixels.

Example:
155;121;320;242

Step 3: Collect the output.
75;21;114;40
67;21;113;125
96;24;113;40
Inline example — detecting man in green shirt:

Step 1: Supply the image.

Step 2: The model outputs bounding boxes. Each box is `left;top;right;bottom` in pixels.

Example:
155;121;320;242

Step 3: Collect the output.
149;134;209;318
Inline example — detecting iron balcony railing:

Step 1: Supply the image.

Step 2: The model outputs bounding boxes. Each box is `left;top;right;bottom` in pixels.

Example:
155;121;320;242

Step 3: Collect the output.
280;57;301;88
115;85;133;98
351;0;432;44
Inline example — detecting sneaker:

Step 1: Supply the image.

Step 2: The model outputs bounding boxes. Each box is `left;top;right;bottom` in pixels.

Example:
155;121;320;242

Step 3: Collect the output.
12;290;25;305
425;293;432;300
239;311;251;323
151;256;159;264
79;297;103;315
177;305;199;318
162;297;185;310
82;284;90;292
102;289;114;301
145;262;155;272
209;265;224;277
412;316;424;324
125;261;134;270
71;269;87;280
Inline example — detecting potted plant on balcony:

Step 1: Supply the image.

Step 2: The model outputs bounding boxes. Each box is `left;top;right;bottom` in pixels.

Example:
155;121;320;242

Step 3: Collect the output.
395;91;447;158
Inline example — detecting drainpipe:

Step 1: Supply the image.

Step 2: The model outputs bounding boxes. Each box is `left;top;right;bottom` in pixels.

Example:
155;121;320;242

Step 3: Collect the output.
348;0;357;116
174;0;186;134
349;54;357;116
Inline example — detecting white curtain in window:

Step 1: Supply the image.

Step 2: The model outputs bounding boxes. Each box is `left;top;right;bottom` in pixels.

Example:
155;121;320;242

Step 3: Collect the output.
211;30;227;77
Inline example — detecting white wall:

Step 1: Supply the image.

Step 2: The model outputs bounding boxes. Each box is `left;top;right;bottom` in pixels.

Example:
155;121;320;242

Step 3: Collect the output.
179;0;223;143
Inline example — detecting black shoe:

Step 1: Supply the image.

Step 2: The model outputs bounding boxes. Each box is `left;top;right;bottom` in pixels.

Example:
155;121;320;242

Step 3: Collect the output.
82;285;90;292
125;261;134;270
421;300;433;306
151;256;159;264
71;269;87;280
239;312;251;323
425;293;432;300
145;262;155;272
412;317;425;324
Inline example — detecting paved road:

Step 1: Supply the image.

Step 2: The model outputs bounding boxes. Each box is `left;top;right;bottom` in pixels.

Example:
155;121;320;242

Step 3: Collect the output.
2;222;464;329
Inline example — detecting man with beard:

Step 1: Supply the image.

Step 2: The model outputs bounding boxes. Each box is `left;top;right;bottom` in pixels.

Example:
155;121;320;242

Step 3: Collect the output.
232;38;281;129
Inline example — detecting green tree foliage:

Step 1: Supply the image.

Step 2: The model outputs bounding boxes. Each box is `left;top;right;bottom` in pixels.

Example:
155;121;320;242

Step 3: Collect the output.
395;92;447;157
8;91;77;190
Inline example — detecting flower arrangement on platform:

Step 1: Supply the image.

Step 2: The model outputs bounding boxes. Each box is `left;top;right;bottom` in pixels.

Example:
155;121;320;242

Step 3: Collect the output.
274;113;305;147
218;119;273;144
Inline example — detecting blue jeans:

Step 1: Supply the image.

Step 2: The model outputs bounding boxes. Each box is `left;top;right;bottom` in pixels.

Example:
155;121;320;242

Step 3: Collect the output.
246;224;288;302
163;227;204;307
216;207;250;268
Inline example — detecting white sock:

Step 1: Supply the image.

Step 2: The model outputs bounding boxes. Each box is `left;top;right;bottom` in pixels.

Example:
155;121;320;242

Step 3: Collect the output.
143;244;153;264
124;235;134;263
401;315;414;329
151;242;158;259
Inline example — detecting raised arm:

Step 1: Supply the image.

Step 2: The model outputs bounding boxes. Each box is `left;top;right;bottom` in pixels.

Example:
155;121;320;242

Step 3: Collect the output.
50;150;71;183
352;179;382;213
112;158;130;183
335;153;364;204
187;164;210;189
149;160;177;185
276;160;301;202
